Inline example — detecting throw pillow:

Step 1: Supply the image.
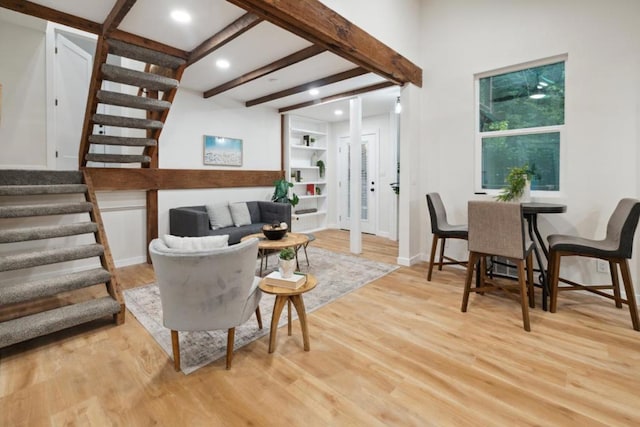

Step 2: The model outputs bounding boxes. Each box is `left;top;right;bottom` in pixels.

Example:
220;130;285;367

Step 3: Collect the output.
162;234;229;251
229;202;252;227
205;203;234;230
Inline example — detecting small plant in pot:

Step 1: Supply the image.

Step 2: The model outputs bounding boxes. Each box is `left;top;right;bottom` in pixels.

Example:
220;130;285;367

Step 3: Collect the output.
316;160;325;178
496;164;539;202
278;247;296;278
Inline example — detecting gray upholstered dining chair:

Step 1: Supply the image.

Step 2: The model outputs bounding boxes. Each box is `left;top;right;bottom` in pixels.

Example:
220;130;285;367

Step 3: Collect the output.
462;201;536;331
547;198;640;331
426;193;468;281
149;237;263;370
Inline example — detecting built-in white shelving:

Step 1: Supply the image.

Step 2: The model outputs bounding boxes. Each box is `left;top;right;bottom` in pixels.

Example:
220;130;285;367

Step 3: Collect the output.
284;114;329;233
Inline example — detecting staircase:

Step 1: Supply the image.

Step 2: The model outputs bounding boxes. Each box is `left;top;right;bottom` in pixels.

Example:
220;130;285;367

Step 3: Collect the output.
80;38;186;168
0;170;124;348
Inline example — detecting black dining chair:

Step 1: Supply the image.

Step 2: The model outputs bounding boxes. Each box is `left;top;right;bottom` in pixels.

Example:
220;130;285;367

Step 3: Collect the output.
547;198;640;331
462;201;536;331
426;193;468;281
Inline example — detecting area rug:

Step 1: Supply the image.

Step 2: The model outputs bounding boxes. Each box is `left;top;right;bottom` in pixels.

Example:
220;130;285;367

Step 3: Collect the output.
123;246;398;374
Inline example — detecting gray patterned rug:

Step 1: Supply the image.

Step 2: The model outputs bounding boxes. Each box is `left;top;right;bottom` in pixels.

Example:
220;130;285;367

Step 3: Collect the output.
124;246;398;374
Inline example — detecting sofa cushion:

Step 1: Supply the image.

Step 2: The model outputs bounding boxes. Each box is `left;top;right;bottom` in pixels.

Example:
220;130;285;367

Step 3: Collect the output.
246;201;261;224
162;234;229;251
229;202;252;227
206;203;234;230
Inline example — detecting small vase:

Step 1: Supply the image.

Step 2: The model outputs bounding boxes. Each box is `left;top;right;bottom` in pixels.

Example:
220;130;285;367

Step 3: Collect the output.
521;179;531;202
279;258;296;278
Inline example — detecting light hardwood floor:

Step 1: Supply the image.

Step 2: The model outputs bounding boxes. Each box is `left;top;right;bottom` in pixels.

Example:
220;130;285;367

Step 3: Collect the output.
1;229;640;426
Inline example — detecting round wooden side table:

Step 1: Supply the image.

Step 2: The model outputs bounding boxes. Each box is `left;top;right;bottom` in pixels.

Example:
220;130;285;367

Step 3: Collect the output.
259;274;317;353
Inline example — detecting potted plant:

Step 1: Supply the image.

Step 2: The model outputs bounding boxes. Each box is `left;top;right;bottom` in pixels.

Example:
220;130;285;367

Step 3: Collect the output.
278;247;296;278
316;160;325;178
496;164;539;202
272;178;299;207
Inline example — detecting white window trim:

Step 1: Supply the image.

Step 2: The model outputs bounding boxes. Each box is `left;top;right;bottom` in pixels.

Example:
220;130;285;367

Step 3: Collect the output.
474;55;568;199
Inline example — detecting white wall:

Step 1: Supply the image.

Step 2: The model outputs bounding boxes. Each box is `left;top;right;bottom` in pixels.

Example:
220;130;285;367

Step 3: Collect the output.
420;0;640;289
0;17;47;168
330;113;398;237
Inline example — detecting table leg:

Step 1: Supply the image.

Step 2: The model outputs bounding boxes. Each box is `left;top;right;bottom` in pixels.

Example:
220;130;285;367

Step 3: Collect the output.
290;294;310;351
269;295;288;353
287;299;292;336
525;214;549;311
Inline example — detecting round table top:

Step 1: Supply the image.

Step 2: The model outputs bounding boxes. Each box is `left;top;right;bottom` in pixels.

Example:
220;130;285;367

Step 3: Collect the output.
521;202;567;215
259;273;317;296
242;232;309;250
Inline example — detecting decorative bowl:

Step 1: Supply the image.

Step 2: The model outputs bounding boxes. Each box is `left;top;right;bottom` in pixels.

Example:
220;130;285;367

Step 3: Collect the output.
262;224;287;240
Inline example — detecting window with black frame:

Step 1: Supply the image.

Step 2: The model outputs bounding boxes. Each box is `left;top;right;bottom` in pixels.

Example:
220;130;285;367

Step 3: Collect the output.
477;59;565;193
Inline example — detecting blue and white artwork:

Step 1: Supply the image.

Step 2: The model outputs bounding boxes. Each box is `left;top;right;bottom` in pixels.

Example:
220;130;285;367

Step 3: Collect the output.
203;135;243;166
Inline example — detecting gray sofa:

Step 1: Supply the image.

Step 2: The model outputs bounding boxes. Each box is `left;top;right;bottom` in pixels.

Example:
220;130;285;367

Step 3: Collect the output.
169;201;291;245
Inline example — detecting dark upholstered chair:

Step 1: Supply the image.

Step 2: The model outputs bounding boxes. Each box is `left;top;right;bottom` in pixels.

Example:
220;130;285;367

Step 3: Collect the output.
462;201;536;331
426;193;468;281
547;198;640;331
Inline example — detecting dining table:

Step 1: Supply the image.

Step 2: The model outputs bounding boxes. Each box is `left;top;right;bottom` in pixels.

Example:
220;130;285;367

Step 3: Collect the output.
521;202;567;310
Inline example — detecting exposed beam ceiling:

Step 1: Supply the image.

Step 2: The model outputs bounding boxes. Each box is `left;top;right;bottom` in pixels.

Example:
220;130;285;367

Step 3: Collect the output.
102;0;137;36
0;0;100;34
203;44;326;98
187;12;262;66
226;0;422;87
245;67;368;107
278;81;396;113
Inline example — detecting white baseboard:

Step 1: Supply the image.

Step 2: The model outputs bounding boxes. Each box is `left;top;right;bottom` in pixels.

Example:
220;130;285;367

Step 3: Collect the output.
114;256;147;268
397;253;422;266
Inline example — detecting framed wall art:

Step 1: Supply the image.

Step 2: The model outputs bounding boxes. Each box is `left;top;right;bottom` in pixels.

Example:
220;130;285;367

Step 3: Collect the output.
203;135;243;166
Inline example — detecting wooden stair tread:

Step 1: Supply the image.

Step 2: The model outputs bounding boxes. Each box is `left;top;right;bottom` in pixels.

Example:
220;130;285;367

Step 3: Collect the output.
0;184;87;196
88;135;157;147
0;297;121;348
92;113;163;130
85;153;151;164
101;63;178;92
0;243;105;272
0;202;93;218
96;90;171;112
0;268;112;305
108;39;186;69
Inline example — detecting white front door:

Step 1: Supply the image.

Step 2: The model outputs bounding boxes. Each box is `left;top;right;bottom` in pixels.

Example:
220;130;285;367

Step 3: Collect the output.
338;132;378;234
54;33;93;170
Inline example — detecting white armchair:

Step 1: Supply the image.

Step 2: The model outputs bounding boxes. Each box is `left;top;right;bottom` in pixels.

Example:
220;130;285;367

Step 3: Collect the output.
149;237;262;370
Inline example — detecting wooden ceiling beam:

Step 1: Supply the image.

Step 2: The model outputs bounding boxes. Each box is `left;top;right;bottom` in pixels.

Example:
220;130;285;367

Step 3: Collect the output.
188;13;262;66
203;44;325;98
226;0;422;87
278;81;396;113
102;0;137;36
83;168;282;191
108;30;189;59
245;67;368;107
0;0;101;34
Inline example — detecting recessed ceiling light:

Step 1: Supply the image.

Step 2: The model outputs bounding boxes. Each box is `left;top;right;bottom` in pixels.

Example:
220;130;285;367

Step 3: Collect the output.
216;59;230;69
334;109;343;116
309;88;320;96
170;10;191;23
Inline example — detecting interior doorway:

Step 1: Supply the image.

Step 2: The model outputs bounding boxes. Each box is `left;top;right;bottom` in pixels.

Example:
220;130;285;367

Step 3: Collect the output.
338;132;379;234
46;23;97;170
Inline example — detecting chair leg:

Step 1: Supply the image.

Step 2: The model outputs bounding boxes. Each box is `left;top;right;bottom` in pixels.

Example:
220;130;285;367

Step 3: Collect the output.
171;330;181;372
527;251;535;309
549;250;561;313
438;238;447;271
609;260;623;308
226;327;235;369
618;259;640;331
517;260;531;332
255;306;263;329
461;252;478;312
427;236;439;281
